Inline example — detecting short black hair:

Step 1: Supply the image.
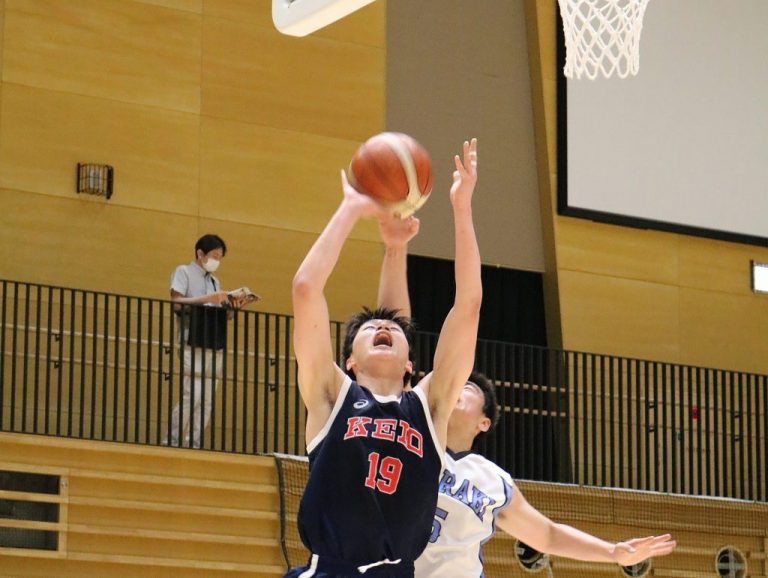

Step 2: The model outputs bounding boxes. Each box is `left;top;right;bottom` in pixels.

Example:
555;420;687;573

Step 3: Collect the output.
195;234;227;257
342;306;414;386
468;371;499;447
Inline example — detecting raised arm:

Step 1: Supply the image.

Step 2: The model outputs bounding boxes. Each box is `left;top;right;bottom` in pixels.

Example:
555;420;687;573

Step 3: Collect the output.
376;215;420;318
421;139;482;444
497;483;677;566
293;170;388;440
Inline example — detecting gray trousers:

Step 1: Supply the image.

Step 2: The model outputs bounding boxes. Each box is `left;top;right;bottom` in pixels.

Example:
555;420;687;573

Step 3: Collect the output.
165;346;223;448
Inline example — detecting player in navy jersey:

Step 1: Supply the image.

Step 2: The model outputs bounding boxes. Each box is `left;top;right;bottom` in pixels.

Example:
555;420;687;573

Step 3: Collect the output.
375;215;678;577
286;138;481;578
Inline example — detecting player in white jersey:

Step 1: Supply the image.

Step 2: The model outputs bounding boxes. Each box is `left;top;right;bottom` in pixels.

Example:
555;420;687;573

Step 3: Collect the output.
374;216;677;578
418;407;513;578
415;371;676;577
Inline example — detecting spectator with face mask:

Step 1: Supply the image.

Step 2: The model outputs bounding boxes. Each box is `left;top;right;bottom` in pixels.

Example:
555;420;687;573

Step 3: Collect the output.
164;234;231;449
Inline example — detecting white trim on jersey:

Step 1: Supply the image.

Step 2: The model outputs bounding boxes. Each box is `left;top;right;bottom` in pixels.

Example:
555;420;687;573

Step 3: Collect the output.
371;392;401;404
413;385;445;466
298;554;318;577
478;474;513;571
306;375;352;454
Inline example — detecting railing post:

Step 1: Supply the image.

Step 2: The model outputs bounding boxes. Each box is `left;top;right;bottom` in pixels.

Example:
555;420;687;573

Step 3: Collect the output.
91;292;99;440
22;283;30;434
33;285;42;434
10;282;20;432
0;280;6;431
44;287;53;435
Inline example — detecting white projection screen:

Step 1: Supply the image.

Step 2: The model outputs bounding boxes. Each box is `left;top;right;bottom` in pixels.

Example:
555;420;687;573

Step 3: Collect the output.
559;0;768;246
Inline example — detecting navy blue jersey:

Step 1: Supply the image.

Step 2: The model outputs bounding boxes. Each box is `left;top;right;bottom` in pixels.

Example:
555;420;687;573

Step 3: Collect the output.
297;376;443;570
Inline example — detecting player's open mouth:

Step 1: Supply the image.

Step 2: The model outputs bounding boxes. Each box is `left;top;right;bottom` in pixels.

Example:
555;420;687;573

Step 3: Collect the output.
373;332;393;348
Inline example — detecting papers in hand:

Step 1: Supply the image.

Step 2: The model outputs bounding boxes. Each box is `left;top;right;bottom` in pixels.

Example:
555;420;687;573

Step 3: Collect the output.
226;287;261;309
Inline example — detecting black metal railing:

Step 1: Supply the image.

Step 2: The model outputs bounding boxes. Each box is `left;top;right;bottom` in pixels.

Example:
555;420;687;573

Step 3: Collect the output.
467;341;767;502
0;279;320;455
1;279;766;502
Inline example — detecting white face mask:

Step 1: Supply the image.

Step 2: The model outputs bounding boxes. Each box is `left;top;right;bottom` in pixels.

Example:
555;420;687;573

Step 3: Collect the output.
202;257;220;273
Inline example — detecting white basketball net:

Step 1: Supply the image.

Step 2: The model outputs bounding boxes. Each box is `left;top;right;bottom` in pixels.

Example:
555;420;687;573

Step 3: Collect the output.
558;0;651;80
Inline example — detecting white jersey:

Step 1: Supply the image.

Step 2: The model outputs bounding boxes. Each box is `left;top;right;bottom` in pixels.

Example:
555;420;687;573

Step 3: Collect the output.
414;450;514;578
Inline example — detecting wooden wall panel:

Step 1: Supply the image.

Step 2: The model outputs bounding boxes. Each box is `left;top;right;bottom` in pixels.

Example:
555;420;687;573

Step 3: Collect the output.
0;189;197;298
558;269;679;361
202;0;384;47
201;0;274;25
0;203;381;317
0;432;283;577
0;0;385;319
201;14;384;141
557;217;680;285
0;0;4;146
3;0;202;112
201;217;381;318
0;84;200;214
198;117;379;241
134;0;201;13
0;0;5;76
678;234;768;294
679;289;766;374
557;226;768;372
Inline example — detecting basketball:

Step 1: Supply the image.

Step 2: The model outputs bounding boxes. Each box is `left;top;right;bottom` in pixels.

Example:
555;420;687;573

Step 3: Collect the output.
348;132;433;218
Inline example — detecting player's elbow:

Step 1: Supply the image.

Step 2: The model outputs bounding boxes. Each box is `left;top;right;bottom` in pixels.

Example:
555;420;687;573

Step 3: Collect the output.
457;291;482;316
292;272;317;301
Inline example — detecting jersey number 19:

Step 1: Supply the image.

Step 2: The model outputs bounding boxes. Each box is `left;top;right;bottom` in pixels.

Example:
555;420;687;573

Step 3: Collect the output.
364;452;403;494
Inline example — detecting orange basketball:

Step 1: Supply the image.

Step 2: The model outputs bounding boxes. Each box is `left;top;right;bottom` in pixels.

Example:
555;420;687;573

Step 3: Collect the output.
348;132;433;218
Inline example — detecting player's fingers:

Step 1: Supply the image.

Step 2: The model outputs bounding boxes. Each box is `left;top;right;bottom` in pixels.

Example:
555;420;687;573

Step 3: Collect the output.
650;543;677;557
454;155;465;174
468;138;478;167
341;169;349;186
628;536;657;545
463;140;472;168
633;535;670;549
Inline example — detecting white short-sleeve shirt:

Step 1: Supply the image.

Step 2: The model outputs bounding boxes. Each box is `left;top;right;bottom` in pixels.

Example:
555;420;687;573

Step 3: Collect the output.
170;261;222;344
170;261;220;299
414;450;514;578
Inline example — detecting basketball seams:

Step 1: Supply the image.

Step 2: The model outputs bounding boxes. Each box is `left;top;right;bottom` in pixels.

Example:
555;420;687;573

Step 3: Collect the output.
379;132;420;197
348;131;432;218
362;142;409;201
350;143;408;203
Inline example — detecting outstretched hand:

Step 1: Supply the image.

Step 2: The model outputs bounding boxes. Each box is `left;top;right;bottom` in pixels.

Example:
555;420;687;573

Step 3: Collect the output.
450;138;478;210
341;170;390;220
611;534;677;566
378;214;420;249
